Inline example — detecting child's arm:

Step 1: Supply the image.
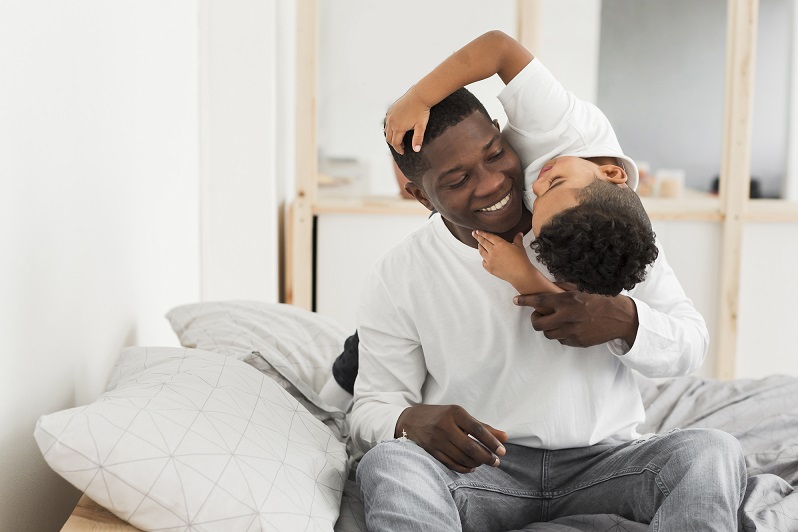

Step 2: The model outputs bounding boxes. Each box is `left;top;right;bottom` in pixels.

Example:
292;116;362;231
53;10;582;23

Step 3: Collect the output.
472;230;563;297
385;30;532;154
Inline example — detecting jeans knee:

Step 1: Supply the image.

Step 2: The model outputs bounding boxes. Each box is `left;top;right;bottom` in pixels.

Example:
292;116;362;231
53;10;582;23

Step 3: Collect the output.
357;440;436;488
666;429;746;490
690;429;744;467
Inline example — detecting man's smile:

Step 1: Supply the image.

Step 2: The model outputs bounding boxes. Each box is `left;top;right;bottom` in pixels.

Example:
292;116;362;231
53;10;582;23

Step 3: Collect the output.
478;189;513;212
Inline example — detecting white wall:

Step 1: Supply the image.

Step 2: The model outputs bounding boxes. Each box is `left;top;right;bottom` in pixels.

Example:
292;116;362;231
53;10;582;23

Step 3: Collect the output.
650;221;722;379
536;0;603;104
597;0;792;198
317;0;516;197
1;2;290;526
199;0;288;302
738;223;798;378
0;2;200;529
316;213;430;331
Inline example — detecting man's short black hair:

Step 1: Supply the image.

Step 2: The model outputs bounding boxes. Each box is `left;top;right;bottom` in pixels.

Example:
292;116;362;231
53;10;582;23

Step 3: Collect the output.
531;180;658;296
388;87;492;182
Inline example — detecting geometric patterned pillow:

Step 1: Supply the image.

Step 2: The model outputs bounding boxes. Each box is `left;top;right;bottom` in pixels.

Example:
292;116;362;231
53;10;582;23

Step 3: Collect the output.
165;301;352;413
35;347;348;531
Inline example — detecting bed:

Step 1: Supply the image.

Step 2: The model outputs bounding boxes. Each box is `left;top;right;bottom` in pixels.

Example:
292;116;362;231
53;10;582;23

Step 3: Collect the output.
39;301;798;531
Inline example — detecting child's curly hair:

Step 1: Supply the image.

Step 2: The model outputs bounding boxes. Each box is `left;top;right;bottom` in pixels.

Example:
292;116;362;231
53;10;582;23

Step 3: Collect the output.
531;179;658;296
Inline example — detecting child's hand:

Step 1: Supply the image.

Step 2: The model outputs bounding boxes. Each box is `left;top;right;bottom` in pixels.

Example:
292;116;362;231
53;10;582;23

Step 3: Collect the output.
473;231;530;286
473;230;562;298
385;88;430;155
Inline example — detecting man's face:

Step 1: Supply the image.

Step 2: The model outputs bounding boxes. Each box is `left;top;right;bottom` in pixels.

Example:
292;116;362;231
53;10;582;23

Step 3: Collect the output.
530;156;628;236
406;112;527;245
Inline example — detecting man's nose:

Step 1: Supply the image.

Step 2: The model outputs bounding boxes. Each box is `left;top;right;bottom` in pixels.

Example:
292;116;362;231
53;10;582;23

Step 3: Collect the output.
475;167;505;196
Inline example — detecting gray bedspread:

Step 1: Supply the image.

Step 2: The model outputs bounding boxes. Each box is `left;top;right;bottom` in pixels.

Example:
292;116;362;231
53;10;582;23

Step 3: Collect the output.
335;374;798;531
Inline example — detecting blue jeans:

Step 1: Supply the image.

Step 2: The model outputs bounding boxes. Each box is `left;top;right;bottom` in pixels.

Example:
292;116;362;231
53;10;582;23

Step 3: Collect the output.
356;428;747;531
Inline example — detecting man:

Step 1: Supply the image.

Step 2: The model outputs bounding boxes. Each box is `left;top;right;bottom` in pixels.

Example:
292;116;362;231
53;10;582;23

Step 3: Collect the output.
349;31;746;531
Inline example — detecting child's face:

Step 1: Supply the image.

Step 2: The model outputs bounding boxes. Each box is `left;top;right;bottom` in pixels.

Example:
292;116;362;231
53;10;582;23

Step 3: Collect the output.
530;156;628;236
407;111;528;244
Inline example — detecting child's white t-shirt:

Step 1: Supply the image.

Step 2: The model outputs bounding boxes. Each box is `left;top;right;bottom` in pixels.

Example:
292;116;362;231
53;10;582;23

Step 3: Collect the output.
498;58;639;211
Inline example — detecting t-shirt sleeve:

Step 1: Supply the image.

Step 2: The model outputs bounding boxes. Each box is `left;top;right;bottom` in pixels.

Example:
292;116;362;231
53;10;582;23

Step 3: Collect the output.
349;266;427;454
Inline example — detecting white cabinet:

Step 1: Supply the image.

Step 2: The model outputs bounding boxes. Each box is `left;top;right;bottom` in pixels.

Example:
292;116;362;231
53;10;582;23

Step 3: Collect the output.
314;206;430;332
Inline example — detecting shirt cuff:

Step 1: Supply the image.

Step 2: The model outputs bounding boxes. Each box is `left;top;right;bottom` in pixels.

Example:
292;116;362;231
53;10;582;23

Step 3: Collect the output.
607;296;650;359
377;404;412;443
607;337;631;356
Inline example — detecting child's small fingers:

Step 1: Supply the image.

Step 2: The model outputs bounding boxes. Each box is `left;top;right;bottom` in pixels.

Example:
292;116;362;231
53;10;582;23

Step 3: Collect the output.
472;230;492;247
386;129;404;154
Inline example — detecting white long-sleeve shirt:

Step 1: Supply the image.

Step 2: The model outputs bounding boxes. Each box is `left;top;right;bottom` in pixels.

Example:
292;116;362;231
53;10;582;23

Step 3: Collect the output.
350;215;708;454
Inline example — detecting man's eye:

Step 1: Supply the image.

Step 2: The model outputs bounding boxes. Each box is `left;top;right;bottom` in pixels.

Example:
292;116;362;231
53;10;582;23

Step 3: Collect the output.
449;175;468;189
489;150;504;162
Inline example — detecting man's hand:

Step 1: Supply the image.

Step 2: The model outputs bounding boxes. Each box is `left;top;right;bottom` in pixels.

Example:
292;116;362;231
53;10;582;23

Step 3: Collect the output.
514;289;639;348
385;88;430;155
396;404;508;474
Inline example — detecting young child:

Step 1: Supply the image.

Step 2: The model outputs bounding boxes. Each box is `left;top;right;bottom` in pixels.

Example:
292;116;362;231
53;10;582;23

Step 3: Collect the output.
385;30;657;297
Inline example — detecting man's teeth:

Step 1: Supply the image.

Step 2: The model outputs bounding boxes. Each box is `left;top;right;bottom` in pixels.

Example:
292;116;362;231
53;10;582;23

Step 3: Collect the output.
479;192;511;212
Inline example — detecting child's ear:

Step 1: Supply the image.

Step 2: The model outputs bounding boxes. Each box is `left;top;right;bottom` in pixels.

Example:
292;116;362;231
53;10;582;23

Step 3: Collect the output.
405;181;435;212
599;164;628;185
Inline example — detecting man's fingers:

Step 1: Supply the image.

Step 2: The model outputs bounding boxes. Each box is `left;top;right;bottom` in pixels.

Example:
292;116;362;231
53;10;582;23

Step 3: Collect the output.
557;337;581;347
451;432;500;467
442;440;487;469
482;424;509;453
483;423;508;441
514;293;559;310
430;450;474;474
530;310;566;332
542;327;566;341
459;417;505;461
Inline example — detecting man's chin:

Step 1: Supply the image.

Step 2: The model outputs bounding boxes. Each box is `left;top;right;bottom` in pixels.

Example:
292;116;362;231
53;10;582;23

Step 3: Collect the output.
477;211;525;236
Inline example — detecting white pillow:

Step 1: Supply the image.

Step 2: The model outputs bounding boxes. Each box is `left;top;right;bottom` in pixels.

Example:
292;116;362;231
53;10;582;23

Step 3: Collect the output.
36;347;348;531
166;301;353;413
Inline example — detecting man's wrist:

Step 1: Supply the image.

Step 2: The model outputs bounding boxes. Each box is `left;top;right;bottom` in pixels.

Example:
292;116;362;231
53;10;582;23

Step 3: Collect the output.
394;405;413;439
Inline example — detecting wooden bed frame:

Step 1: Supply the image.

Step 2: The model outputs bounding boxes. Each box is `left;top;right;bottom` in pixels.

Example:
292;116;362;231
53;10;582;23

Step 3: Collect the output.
61;495;140;532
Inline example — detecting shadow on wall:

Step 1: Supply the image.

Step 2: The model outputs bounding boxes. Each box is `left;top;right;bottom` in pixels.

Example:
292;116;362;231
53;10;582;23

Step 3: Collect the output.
1;392;81;531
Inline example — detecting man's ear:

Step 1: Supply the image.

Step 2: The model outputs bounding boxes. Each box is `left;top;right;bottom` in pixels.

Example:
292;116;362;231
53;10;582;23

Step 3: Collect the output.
405;181;435;212
599;164;628;186
493;118;501;131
